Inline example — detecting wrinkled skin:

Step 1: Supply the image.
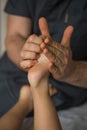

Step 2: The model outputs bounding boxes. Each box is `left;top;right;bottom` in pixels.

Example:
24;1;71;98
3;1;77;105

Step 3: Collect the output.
39;17;74;80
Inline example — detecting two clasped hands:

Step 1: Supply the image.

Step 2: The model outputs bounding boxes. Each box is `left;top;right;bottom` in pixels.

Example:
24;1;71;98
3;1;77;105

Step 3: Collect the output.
20;17;74;85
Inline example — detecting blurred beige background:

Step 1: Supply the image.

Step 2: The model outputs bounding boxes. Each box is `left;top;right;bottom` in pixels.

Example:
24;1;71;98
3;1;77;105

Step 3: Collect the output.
0;0;7;57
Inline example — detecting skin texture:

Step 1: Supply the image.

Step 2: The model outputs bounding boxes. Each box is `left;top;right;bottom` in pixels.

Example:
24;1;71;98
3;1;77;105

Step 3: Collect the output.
21;32;58;94
0;57;61;130
20;34;43;70
5;15;87;89
0;86;33;130
39;17;74;80
39;18;87;88
1;15;87;130
0;67;62;130
28;58;62;130
5;15;57;95
20;17;74;81
20;16;74;82
5;15;33;70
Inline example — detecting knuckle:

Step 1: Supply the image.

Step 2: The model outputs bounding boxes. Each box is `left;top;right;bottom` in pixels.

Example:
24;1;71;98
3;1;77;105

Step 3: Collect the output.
24;43;29;49
20;50;28;59
29;34;37;41
20;61;29;68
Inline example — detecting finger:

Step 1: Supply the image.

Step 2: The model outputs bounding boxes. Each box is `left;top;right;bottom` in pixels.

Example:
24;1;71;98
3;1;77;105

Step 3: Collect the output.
42;40;64;55
43;48;54;63
44;37;50;44
39;35;46;41
49;62;57;73
39;17;51;37
40;42;45;50
23;42;41;53
43;46;61;63
40;38;51;50
43;45;67;68
20;51;40;60
27;34;43;45
61;26;74;48
47;40;60;49
20;60;37;69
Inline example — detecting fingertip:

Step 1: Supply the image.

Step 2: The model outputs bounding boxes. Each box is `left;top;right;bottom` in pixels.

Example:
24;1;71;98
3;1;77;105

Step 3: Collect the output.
44;37;50;44
67;25;74;30
39;17;50;37
43;48;48;54
39;17;47;31
61;25;74;47
40;42;46;50
65;26;74;36
20;62;26;69
39;17;46;24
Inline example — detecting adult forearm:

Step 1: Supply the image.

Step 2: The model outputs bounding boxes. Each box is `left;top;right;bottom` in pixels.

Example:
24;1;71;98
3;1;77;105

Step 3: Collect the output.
61;61;87;88
5;34;27;70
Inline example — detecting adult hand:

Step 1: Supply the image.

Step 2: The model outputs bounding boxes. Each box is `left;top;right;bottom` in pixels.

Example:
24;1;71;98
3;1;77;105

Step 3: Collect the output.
39;17;74;80
20;34;43;71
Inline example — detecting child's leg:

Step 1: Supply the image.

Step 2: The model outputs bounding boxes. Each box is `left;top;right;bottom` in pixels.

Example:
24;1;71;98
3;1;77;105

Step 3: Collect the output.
0;86;33;130
28;62;62;130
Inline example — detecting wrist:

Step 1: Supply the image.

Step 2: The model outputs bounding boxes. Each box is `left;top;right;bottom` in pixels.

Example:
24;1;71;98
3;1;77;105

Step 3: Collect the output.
31;86;50;99
30;76;49;94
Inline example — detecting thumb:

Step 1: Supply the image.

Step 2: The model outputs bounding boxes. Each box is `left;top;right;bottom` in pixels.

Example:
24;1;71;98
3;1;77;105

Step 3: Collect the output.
61;26;74;48
39;17;50;37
